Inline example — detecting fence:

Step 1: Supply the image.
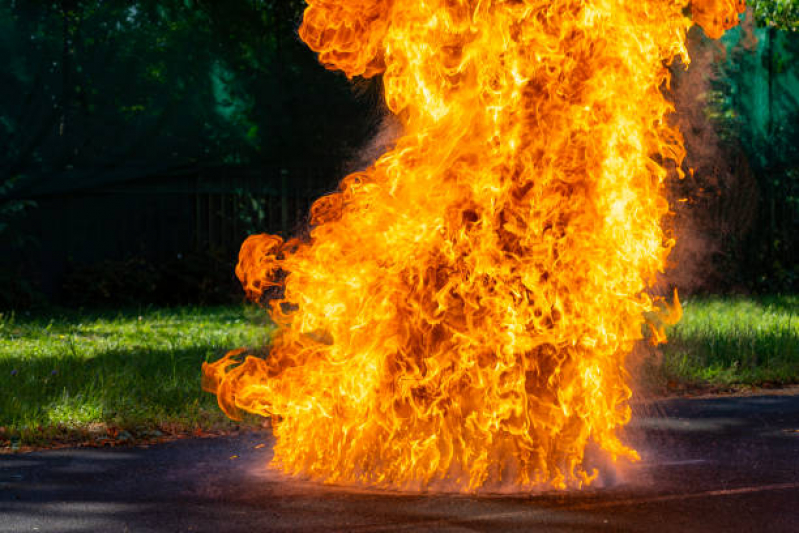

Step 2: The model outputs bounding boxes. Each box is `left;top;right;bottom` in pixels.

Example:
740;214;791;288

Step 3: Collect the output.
1;162;342;295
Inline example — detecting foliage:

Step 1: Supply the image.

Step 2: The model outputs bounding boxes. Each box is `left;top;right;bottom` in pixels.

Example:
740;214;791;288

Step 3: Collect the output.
751;0;799;31
61;257;160;307
695;21;799;292
0;268;44;311
0;0;373;191
0;179;37;301
0;176;35;242
660;295;799;386
60;250;242;307
0;0;376;301
1;1;795;299
0;305;273;449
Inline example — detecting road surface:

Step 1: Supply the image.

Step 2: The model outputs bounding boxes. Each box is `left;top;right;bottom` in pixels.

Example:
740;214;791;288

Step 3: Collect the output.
2;394;798;532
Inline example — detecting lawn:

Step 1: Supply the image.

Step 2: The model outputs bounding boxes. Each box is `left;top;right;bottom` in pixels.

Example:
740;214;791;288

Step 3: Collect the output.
1;296;796;450
0;305;274;450
660;295;798;387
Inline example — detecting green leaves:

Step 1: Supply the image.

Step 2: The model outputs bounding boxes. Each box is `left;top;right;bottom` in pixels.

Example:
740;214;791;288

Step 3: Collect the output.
0;175;36;238
0;0;369;184
751;0;799;31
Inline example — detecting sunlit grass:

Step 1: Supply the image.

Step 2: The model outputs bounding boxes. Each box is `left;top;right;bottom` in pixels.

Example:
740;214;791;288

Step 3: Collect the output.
0;305;274;448
661;295;798;385
2;296;796;448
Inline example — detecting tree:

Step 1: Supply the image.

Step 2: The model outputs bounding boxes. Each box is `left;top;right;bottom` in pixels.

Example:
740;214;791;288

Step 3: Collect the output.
751;0;799;31
700;2;799;290
0;0;374;197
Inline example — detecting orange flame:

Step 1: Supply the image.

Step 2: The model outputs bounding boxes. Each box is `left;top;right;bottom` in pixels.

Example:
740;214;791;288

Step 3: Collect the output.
203;0;742;491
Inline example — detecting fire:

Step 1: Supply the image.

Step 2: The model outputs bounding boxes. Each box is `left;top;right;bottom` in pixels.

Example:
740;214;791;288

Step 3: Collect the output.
203;0;742;491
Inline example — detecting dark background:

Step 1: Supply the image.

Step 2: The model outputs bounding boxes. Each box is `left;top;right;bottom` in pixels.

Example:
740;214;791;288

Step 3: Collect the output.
0;0;796;308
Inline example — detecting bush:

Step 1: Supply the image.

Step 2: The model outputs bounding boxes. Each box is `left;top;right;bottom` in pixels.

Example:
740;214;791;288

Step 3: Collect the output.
60;250;243;307
61;257;162;307
0;268;45;310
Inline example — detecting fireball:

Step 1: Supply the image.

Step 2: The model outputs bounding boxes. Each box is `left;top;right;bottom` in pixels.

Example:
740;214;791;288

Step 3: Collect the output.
204;0;742;491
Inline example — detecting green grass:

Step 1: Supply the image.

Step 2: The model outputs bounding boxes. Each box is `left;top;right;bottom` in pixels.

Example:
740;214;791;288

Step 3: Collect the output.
0;305;274;449
2;296;796;449
661;295;798;386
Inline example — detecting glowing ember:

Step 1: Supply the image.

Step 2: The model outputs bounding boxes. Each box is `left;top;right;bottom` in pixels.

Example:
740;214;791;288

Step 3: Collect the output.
203;0;742;491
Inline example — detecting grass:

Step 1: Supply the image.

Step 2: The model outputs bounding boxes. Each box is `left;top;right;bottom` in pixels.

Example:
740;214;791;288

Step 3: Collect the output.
1;295;796;449
0;305;274;449
660;295;798;387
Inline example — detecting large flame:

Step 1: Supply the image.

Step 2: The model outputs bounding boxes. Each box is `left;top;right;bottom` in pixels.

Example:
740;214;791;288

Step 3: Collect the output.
203;0;742;491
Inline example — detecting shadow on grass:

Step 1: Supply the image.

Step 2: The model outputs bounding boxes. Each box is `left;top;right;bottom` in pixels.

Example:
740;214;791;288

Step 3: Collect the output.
0;345;266;445
659;295;799;386
751;295;798;316
662;330;799;385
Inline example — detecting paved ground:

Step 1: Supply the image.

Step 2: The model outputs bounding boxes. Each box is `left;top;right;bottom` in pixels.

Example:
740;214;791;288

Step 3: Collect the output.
2;394;798;532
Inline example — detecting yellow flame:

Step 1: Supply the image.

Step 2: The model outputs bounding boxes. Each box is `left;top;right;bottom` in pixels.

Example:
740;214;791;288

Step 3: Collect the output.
203;0;742;491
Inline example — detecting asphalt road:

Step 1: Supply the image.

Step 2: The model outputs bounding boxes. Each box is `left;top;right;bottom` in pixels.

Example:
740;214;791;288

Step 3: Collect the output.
2;393;798;532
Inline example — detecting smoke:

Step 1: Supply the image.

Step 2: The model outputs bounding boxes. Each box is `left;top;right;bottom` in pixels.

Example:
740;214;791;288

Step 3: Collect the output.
343;77;403;175
345;112;403;174
661;14;759;295
632;13;761;399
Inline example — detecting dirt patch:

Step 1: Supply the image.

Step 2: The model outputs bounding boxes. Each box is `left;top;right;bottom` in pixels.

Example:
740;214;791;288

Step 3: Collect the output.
636;382;799;402
0;419;270;454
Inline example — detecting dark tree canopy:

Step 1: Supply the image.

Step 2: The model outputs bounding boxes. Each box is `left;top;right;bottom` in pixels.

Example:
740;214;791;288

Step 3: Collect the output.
0;0;377;198
0;1;796;301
